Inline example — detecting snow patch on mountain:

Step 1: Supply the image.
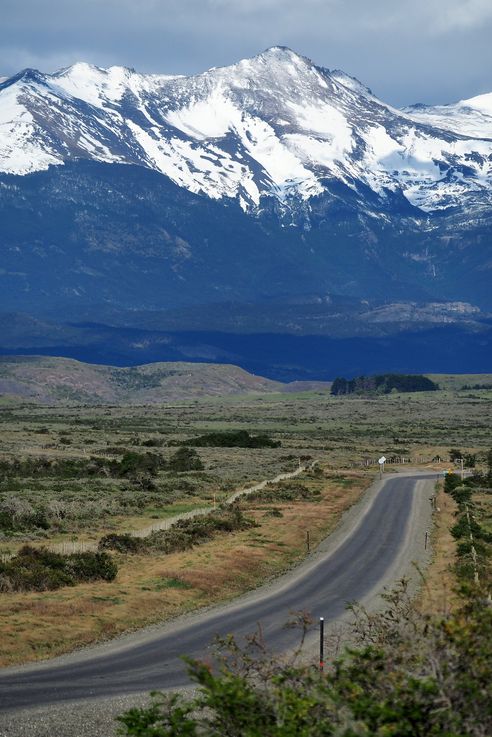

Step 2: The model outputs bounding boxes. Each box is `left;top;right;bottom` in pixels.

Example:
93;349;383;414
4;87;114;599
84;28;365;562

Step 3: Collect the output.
0;84;62;173
165;87;238;140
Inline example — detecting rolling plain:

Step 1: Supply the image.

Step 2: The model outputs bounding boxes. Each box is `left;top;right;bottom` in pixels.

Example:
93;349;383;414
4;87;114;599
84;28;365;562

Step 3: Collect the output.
0;363;490;668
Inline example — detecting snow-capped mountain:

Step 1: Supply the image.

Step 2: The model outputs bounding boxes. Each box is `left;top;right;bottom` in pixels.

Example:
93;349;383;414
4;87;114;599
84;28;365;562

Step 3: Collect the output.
1;46;491;215
0;44;492;365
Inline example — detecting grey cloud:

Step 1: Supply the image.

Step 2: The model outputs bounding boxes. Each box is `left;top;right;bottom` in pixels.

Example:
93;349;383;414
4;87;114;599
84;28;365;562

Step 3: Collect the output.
1;0;491;106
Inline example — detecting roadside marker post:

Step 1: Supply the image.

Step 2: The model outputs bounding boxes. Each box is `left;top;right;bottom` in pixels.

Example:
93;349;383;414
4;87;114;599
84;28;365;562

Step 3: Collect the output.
306;530;310;553
378;456;386;479
319;617;324;672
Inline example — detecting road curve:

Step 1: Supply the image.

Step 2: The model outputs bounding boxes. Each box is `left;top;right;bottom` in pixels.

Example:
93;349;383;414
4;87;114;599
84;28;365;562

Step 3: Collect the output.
0;473;437;712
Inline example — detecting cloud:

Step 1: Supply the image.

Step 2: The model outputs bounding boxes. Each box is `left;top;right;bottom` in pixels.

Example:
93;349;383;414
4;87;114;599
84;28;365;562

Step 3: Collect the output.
1;0;491;106
431;0;492;32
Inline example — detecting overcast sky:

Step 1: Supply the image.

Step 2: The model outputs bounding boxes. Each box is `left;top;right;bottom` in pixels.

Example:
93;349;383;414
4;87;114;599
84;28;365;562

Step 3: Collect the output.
2;0;491;106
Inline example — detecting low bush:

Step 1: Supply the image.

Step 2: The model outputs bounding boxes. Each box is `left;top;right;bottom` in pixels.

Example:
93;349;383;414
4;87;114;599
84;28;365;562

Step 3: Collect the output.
0;545;117;592
0;497;50;533
248;481;321;504
174;430;280;449
147;506;257;553
99;533;143;554
100;507;257;556
168;447;204;472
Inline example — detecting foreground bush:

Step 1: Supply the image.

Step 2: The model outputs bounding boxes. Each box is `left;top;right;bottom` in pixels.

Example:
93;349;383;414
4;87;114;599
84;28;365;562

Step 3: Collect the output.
0;545;117;592
118;583;492;737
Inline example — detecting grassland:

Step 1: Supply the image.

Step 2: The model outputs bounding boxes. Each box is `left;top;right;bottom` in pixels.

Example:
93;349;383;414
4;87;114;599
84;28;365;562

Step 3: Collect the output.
0;377;490;665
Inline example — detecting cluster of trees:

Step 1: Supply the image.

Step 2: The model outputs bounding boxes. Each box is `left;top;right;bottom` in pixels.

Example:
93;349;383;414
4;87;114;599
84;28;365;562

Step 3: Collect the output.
445;465;492;590
448;448;477;467
331;373;439;396
448;448;492;475
0;448;204;483
174;430;280;449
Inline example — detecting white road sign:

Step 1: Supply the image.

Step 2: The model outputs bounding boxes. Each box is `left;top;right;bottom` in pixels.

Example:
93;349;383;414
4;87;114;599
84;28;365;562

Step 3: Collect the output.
378;456;386;465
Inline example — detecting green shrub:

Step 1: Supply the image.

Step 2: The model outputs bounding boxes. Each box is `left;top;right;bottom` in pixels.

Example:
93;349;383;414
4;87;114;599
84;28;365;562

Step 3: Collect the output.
0;451;166;482
248;481;320;504
0;545;117;592
451;486;473;504
116;452;165;478
141;438;164;448
168;447;204;472
99;533;144;554
444;472;461;494
117;585;492;737
68;551;118;582
175;430;280;449
147;508;253;553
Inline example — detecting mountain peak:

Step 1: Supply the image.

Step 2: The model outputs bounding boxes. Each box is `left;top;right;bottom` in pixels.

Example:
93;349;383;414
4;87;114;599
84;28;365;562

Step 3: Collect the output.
0;67;47;90
202;46;318;84
255;46;309;61
235;46;316;73
56;61;102;76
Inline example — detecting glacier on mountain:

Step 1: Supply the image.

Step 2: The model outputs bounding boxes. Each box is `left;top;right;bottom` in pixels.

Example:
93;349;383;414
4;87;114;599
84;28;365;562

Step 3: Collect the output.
0;46;491;214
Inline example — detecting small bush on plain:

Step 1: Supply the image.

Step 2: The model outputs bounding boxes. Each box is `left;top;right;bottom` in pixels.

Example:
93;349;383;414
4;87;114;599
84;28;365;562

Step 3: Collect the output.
0;546;117;592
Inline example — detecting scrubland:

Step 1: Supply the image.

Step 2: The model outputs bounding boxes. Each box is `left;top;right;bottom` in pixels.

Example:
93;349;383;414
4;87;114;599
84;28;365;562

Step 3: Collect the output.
0;380;490;665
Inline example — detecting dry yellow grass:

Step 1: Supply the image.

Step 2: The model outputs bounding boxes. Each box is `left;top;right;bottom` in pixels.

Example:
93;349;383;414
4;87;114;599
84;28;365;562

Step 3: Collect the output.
418;484;460;615
0;471;367;667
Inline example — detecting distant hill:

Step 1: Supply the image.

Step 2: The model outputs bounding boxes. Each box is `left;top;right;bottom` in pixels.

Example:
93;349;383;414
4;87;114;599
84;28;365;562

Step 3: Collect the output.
0;357;292;405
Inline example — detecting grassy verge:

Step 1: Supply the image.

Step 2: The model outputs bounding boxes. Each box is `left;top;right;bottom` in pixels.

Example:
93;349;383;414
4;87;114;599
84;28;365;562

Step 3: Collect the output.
0;470;367;667
418;483;460;614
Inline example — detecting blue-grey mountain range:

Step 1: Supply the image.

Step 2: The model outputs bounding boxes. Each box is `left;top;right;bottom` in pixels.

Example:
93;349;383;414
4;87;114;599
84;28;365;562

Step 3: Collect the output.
0;47;490;379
